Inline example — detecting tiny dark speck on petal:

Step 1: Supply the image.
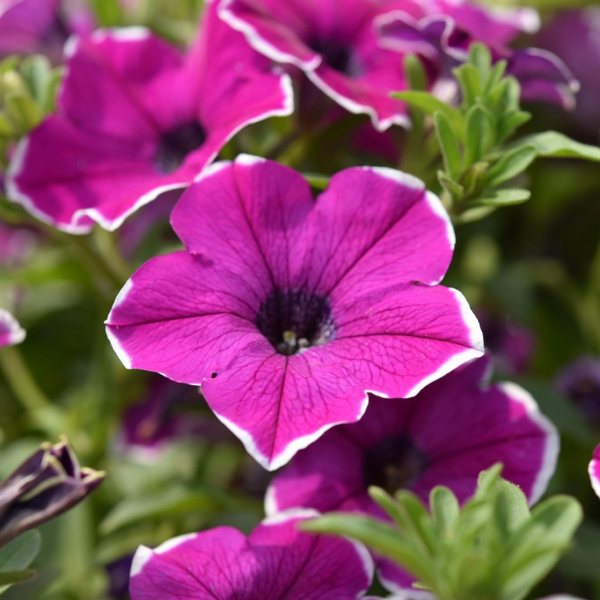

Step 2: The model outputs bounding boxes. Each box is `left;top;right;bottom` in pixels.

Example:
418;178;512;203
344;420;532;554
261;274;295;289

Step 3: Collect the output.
211;372;218;379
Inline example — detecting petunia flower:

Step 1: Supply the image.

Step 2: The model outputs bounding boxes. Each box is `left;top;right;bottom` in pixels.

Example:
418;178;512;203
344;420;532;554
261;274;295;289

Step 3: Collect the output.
266;355;559;595
129;509;373;600
6;0;293;234
0;437;104;547
477;310;535;374
0;308;25;349
115;375;234;462
106;155;484;470
377;0;579;110
555;356;600;429
535;8;600;139
218;0;417;131
589;444;600;499
0;0;94;63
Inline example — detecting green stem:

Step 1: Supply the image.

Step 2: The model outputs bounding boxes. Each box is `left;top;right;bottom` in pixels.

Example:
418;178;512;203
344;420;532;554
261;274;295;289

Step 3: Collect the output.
0;346;51;412
92;228;131;284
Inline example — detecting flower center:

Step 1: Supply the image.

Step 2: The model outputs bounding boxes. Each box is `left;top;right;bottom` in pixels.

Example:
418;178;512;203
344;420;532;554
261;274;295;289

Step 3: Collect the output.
255;289;335;356
307;37;355;75
155;121;207;174
363;435;429;494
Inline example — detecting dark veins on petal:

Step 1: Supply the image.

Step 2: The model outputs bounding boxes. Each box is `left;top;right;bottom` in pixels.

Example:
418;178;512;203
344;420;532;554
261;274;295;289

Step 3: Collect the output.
363;435;429;494
256;289;336;356
154;121;207;174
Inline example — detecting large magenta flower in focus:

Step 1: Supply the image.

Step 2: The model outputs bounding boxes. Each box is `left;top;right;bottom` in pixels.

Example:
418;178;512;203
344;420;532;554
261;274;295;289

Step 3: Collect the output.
267;356;559;594
7;0;293;234
218;0;418;130
0;309;25;349
129;510;373;600
106;155;484;470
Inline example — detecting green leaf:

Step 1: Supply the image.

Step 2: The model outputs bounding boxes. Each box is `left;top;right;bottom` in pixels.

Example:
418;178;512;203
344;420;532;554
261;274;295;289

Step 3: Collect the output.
515;131;600;162
100;486;222;534
492;478;530;539
464;104;494;165
403;54;427;92
475;464;504;499
438;171;464;201
454;64;482;108
435;112;462;179
483;60;507;97
391;91;463;137
485;145;537;187
0;531;41;572
0;531;40;595
430;486;460;540
0;569;35;586
471;189;531;207
396;491;441;556
302;172;330;190
300;514;434;583
497;111;531;143
469;43;492;77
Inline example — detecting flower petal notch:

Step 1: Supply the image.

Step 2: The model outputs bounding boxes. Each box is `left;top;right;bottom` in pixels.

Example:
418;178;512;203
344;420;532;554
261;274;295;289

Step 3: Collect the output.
7;0;293;234
377;0;578;110
0;309;26;349
0;437;104;547
266;355;559;594
218;0;413;130
106;155;484;470
589;444;600;499
129;509;373;600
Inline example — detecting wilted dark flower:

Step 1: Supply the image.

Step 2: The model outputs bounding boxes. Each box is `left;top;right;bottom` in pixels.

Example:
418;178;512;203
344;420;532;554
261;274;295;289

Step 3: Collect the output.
0;437;104;547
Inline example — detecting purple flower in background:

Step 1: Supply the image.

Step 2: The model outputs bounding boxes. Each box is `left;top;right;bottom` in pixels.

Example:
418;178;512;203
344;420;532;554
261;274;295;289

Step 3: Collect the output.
115;375;234;462
267;356;558;594
218;0;418;130
106;156;483;470
0;309;25;349
0;0;93;63
0;438;104;547
555;356;600;429
477;311;535;374
535;9;600;138
129;509;373;600
7;1;293;234
377;0;578;109
589;444;600;499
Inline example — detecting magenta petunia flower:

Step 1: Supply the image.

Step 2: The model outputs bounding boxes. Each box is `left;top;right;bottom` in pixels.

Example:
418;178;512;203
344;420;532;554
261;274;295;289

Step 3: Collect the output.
218;0;419;130
106;156;483;470
0;309;25;349
6;1;293;234
266;355;558;594
589;444;600;499
0;0;93;62
377;0;579;110
129;509;373;600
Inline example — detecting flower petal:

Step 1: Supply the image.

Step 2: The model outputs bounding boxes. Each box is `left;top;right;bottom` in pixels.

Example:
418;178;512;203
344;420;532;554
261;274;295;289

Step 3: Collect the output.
129;510;373;600
0;309;25;349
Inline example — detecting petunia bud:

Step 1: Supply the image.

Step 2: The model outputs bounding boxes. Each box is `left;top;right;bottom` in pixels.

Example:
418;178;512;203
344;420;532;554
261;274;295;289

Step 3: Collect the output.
0;437;104;548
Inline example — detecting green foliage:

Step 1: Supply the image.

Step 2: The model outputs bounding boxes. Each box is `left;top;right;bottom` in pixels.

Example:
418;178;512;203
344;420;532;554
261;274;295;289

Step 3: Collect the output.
0;531;40;595
302;465;583;600
394;43;600;222
0;55;62;169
